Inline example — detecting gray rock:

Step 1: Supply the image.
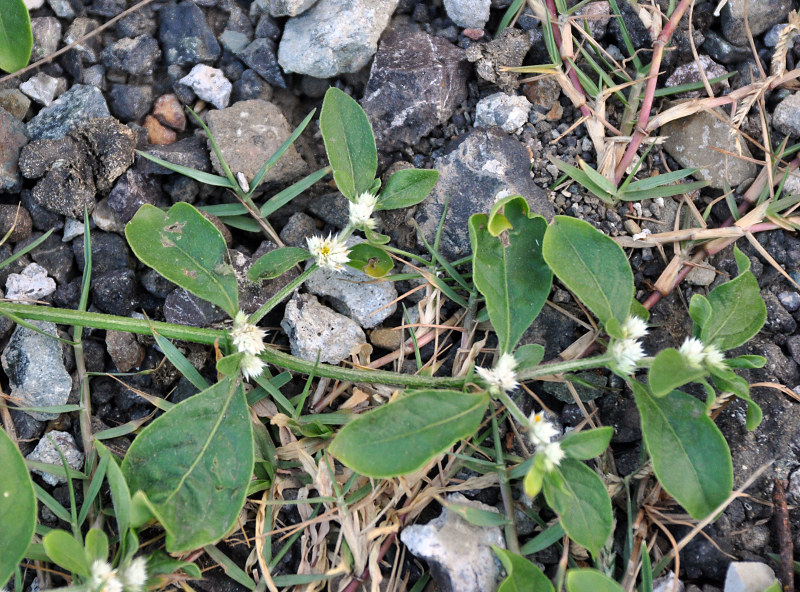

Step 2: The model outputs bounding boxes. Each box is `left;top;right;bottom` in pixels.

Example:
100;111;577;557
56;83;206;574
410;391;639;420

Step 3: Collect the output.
773;92;800;138
474;92;532;133
108;84;154;122
92;269;140;315
665;55;729;98
83;66;106;89
2;321;71;421
764;23;789;46
762;290;796;333
92;197;125;233
281;293;366;363
0;205;33;244
778;291;800;311
702;30;751;65
158;1;221;66
136;136;211;176
609;0;650;49
0;107;29;193
20;73;63;107
686;264;717;286
232;69;274;102
74;230;132;276
0;89;32;121
416;128;554;260
723;562;777;592
400;493;505;592
204;99;306;184
278;0;399;78
179;65;232;110
62;217;85;242
361;29;469;150
721;0;793;44
106;330;145;372
10;409;44;456
30;17;61;62
107;168;162;223
23;233;73;284
164;288;226;326
443;0;491;28
26;85;111;141
48;0;78;18
220;30;250;53
255;13;281;40
230;242;299;314
466;28;532;92
574;1;611;39
26;431;84;486
102;35;161;76
64;17;101;63
5;263;56;301
662;109;757;189
305;255;397;328
235;38;287;88
280;212;318;247
269;0;317;16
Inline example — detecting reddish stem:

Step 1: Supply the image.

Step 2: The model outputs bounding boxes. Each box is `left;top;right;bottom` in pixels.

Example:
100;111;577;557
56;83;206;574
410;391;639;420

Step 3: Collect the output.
545;0;594;120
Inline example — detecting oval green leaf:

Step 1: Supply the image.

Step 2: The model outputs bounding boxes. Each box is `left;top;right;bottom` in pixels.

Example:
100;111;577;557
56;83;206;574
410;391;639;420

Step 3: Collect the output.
648;348;708;397
320;87;377;200
329;390;489;478
493;547;554;592
42;530;90;577
440;498;507;527
560;427;613;460
566;568;624;592
122;378;254;552
700;270;766;351
543;216;633;325
632;382;732;519
0;427;36;588
347;243;394;278
469;197;552;354
0;0;32;74
248;247;309;281
84;528;109;565
377;168;439;210
542;458;613;558
126;203;238;317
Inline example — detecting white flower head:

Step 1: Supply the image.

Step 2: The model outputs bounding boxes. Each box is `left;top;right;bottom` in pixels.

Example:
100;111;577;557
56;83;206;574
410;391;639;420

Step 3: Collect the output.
476;352;519;394
306;233;350;271
703;343;726;369
241;353;266;382
230;311;267;357
349;192;379;230
610;338;645;375
121;556;148;592
679;337;706;368
89;561;123;592
621;315;648;340
529;411;559;446
540;441;565;472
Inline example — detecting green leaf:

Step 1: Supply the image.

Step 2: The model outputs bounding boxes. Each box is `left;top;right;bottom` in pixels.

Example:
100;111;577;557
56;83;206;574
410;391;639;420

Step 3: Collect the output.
523;454;546;498
122;378;254;552
543;216;634;325
733;244;751;273
560;427;613;460
566;568;624;592
440;498;508;527
377;169;438;210
493;547;554;592
96;443;131;539
135;151;236;189
0;427;36;588
632;382;732;519
709;366;763;430
84;528;109;564
689;294;712;332
320;87;377;200
725;355;766;369
700;270;766;351
549;156;615;203
347;243;394;278
216;352;244;377
519;522;565;555
0;0;32;73
329;390;489;478
42;530;90;577
648;348;708;397
126;203;238;317
542;458;613;558
146;550;202;579
469;197;552;353
514;344;545;369
247;247;309;281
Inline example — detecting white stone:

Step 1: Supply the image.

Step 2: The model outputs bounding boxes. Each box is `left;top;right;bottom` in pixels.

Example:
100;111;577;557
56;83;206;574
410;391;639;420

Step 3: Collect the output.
179;64;232;110
19;73;61;107
474;92;532;133
62;217;86;242
443;0;491;28
653;573;684;592
26;431;84;486
269;0;317;16
6;263;56;301
24;0;45;9
723;562;778;592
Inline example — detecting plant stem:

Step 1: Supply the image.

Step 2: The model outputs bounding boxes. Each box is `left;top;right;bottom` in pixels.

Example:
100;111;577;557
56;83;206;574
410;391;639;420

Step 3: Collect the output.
249;264;317;324
492;412;520;554
613;0;695;182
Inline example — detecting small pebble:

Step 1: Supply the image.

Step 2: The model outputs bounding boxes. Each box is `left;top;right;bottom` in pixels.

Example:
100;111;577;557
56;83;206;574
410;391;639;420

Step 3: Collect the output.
778;291;800;312
144;115;177;145
152;93;186;130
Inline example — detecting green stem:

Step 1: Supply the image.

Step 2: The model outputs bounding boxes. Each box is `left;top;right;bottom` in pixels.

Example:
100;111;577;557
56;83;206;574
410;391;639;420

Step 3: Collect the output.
517;354;614;381
492;412;520;554
249;264;318;324
493;388;530;426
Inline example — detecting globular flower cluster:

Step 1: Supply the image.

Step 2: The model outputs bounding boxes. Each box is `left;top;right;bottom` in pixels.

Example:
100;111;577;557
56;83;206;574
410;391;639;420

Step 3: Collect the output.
678;337;725;369
306;233;350;272
348;192;378;230
609;315;648;375
475;352;519;395
88;557;147;592
528;412;564;471
230;311;267;381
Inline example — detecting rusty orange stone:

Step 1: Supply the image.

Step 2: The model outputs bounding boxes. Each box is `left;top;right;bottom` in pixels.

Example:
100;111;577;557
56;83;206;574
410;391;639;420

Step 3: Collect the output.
152;93;186;131
144;115;177;145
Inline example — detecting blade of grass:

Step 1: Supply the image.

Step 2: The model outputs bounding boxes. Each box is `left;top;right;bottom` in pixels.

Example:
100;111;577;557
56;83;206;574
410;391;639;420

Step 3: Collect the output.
0;228;54;270
259;167;331;218
135;151;235;188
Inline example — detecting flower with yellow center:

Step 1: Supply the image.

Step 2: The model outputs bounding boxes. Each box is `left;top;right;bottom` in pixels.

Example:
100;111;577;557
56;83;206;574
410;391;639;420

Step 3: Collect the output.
306;233;350;271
